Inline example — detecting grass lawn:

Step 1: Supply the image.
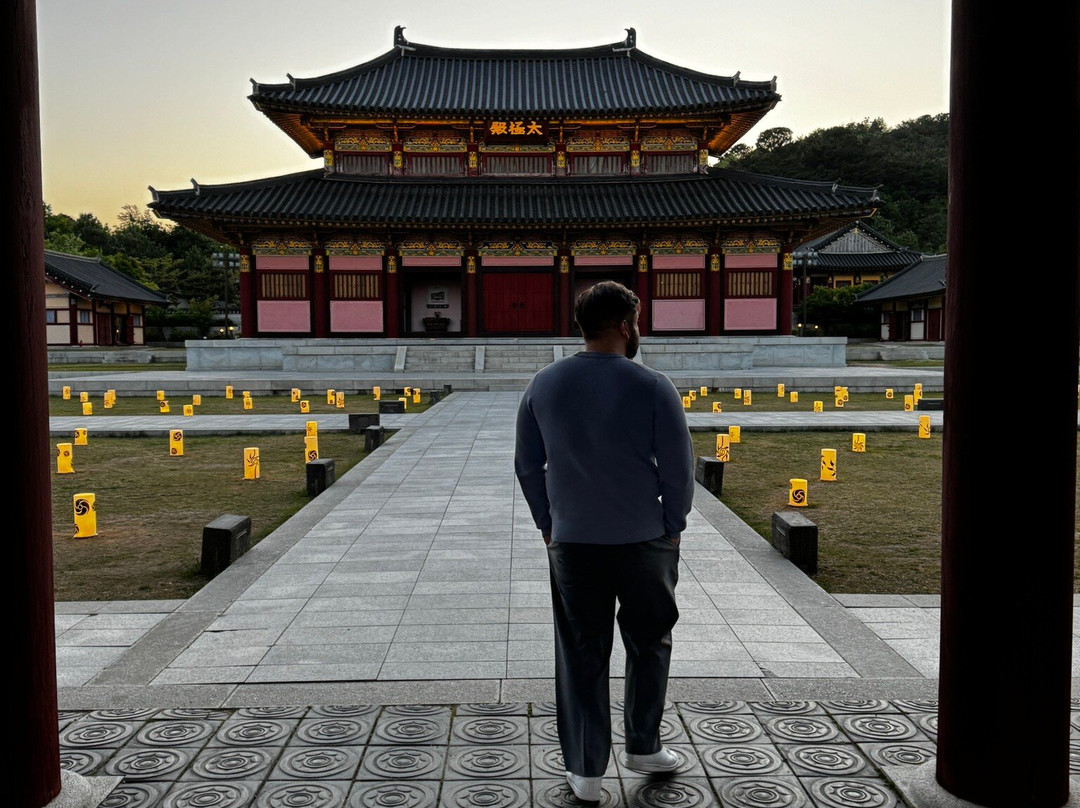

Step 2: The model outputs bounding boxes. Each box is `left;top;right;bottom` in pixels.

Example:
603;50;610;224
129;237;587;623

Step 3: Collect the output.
679;386;938;414
50;389;433;417
691;430;1080;595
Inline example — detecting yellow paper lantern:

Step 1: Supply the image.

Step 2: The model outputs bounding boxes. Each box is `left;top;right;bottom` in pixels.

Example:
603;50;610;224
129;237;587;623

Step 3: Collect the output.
813;400;823;413
306;421;318;436
336;391;345;409
192;394;202;406
852;433;866;453
885;388;894;399
903;394;914;412
73;493;97;538
170;429;184;456
405;387;413;397
688;389;697;401
729;425;741;444
243;396;253;410
291;388;301;402
305;435;319;463
81;401;93;416
156;390;165;401
373;386;381;401
789;479;808;507
712;401;722;413
62;386;71;400
183;404;194;417
225;385;234;399
700;386;708;396
79;391;88;403
300;400;310;413
56;443;74;474
326;389;336;405
790;391;799;403
777;383;785;397
243;447;260;480
74;428;87;446
159;400;170;414
734;387;742;399
398;397;409;410
412;391;421;404
715;433;730;462
682;395;692;409
742;390;752;406
834;395;845;408
820;448;837;481
103;393;114;409
918;415;932;439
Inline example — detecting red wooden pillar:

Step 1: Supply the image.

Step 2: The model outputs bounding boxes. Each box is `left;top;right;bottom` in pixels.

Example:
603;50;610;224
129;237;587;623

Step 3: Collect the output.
707;251;723;336
465;254;479;337
239;250;255;337
558;253;571;336
777;249;793;336
10;1;62;804
385;253;400;337
311;251;328;337
635;252;650;336
933;1;1079;805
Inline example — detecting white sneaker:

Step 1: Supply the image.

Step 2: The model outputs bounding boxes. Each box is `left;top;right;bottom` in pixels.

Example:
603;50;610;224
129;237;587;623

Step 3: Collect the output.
620;746;682;773
565;771;603;802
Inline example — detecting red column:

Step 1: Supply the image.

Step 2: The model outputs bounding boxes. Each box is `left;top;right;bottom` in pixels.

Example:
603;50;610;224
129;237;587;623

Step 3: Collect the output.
385;253;400;337
239;250;255;337
707;252;723;335
9;2;62;804
465;255;478;337
635;252;650;336
311;251;328;337
558;253;571;336
777;250;793;336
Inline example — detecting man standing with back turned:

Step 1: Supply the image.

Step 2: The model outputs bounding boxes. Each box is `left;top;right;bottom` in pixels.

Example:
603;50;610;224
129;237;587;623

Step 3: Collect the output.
514;280;695;802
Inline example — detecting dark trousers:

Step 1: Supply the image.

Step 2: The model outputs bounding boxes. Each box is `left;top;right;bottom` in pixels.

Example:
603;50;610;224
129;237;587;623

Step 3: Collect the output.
546;537;680;777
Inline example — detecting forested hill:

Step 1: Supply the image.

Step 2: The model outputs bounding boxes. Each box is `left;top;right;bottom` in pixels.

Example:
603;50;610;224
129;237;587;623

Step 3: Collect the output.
713;114;948;254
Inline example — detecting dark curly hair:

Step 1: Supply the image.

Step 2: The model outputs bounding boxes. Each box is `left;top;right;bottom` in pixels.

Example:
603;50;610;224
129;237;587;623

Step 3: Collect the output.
574;281;640;340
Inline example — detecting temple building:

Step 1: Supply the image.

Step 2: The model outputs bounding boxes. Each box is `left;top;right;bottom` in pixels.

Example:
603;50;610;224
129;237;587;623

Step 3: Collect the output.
148;27;879;339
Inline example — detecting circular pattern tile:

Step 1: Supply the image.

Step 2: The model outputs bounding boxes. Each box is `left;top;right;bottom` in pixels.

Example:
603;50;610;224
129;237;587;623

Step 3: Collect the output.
529;718;561;744
805;778;899;808
99;783;167;808
104;748;190;780
530;702;558;716
190;748;275;780
701;745;785;776
530;746;566;778
911;713;938;739
784;745;867;776
453;717;528;745
310;705;379;718
716;778;808;808
256;781;349;808
216;719;294;747
275;747;360;779
59;749;107;774
88;708;157;721
348;781;439;807
1070;740;1080;774
237;706;307;719
384;704;448;716
892;700;937;713
136;720;216;747
440;780;530;807
862;743;936;768
821;700;892;714
157;708;231;721
686;715;763;743
296;718;372;745
532;779;620;807
752;701;820;716
60;720;138;748
762;716;840;744
374;717;448;745
360;746;444;779
624;779;714;807
837;715;918;742
162;782;256;808
678;701;746;715
447;746;529;779
457;703;528;716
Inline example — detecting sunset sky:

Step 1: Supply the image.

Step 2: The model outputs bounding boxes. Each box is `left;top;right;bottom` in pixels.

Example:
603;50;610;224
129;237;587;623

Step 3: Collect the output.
36;0;950;227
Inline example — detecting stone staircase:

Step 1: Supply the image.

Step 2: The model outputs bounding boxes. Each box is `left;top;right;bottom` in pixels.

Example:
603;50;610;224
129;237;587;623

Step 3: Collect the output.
403;344;476;372
482;344;557;372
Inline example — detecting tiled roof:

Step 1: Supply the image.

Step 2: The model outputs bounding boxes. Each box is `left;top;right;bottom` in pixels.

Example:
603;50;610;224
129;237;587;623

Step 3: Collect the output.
856;254;947;303
794;222;920;270
44;251;169;304
248;29;779;119
148;169;878;230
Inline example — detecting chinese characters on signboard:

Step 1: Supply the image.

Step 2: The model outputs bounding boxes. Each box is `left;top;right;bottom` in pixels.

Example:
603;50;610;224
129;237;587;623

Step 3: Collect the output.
488;120;545;137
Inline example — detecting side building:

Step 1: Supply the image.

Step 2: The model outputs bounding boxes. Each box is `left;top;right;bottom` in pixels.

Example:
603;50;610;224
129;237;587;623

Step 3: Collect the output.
148;27;879;340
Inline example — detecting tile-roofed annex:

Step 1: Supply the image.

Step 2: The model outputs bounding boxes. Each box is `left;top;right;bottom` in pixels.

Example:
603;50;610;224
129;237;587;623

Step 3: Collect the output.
856;253;947;303
149;27;880;340
44;251;168;304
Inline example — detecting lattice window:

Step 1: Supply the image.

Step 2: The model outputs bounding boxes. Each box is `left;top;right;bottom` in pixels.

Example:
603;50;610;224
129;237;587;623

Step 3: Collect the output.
78;309;92;323
46;310;58;324
654;271;703;299
645;153;697;174
482;154;550;175
726;270;774;298
408;154;465;176
332;272;380;300
337;154;389;175
259;272;307;300
570;154;626;175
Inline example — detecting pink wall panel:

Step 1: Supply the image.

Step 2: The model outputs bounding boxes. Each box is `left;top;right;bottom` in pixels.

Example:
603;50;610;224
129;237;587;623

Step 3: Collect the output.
256;255;309;270
725;254;777;269
329;255;382;271
724;298;777;330
330;301;384;332
652;299;705;331
401;256;462;267
257;300;311;332
481;256;554;266
574;255;634;266
652;255;706;269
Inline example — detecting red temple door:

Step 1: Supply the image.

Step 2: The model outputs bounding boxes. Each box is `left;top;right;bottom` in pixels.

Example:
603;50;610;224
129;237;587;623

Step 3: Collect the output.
483;272;553;333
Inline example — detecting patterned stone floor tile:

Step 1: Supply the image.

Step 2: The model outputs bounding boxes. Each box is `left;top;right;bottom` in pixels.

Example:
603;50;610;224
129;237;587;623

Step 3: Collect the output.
857;741;937;769
800;776;901;808
451;715;529;745
180;746;280;781
775;743;874;778
255;779;351;807
623;776;720;807
709;775;810;808
439;779;531;807
445;745;530;779
695;744;793;779
356;745;447;780
531;777;625;807
268;745;363;781
347;780;441;807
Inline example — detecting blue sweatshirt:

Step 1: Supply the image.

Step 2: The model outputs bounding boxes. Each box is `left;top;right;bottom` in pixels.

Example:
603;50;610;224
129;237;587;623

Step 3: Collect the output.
514;351;695;544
